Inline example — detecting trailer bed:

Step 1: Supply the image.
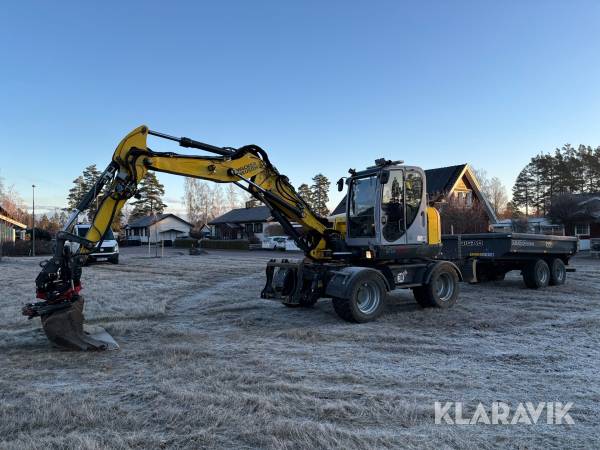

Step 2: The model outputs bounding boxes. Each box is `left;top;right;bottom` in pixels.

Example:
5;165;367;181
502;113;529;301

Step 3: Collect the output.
440;232;578;261
439;233;578;287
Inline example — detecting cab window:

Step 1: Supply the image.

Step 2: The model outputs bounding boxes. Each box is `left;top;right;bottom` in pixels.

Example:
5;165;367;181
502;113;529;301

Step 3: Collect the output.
348;176;377;238
405;171;423;228
381;171;404;242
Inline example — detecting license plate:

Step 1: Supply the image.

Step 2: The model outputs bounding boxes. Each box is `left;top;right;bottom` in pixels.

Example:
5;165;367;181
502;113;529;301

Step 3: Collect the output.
96;257;108;261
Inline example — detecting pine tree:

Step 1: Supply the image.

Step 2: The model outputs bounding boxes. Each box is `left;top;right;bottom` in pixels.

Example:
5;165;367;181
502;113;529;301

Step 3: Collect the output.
297;183;314;209
82;164;102;211
130;172;167;218
512;165;534;216
67;175;87;209
310;174;330;216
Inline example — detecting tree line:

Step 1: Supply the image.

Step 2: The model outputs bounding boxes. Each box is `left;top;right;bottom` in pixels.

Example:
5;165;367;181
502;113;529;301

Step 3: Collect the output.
4;164;333;237
511;144;600;216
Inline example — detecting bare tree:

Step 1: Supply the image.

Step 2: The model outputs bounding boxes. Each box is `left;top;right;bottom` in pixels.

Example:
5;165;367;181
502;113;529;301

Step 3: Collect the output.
0;183;30;225
183;178;215;225
184;178;201;226
226;184;238;211
209;185;225;221
475;168;508;216
487;177;508;216
438;196;489;234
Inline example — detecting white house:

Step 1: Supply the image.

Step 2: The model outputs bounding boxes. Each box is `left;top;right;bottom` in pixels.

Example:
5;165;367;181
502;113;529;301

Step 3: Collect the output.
125;214;192;244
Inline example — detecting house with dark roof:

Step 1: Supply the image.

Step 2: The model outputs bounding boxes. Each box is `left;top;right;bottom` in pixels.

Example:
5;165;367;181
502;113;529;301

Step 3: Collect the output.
552;193;600;251
330;164;497;232
124;213;192;245
208;206;274;240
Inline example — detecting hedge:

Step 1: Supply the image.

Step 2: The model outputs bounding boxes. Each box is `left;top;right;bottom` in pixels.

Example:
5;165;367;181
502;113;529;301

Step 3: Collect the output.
174;238;199;248
1;240;54;256
199;239;249;250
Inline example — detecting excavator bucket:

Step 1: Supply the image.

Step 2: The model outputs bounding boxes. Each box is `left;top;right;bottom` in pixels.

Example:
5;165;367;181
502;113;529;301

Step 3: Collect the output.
39;297;118;351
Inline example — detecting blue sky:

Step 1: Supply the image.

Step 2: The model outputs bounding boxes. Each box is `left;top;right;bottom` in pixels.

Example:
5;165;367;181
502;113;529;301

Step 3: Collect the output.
1;0;599;217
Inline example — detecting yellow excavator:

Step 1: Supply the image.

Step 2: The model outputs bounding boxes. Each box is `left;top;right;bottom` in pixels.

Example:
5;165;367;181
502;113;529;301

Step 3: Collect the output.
23;126;461;350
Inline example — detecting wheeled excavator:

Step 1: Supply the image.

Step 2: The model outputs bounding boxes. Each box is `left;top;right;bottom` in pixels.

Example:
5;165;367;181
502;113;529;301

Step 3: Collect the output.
23;126;461;350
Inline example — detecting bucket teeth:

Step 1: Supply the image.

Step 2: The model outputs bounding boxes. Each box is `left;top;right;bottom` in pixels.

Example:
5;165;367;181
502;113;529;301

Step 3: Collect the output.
40;296;108;351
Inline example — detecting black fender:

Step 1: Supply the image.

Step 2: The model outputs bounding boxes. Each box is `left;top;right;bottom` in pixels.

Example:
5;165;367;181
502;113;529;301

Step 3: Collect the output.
423;260;463;284
325;266;391;300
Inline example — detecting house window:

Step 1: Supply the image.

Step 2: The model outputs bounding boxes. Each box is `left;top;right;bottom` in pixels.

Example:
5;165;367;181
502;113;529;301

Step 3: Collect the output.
575;224;590;236
465;191;473;207
455;190;473;207
245;223;253;235
254;223;263;233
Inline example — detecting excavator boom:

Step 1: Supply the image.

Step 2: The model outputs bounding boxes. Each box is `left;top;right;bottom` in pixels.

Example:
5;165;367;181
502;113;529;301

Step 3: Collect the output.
25;125;340;349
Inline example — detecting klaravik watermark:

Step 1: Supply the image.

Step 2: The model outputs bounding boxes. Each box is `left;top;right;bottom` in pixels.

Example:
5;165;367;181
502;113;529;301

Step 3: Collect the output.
435;402;574;425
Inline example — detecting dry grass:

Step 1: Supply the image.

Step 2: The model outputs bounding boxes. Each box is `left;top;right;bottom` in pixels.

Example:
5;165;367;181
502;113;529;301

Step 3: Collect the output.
1;248;599;449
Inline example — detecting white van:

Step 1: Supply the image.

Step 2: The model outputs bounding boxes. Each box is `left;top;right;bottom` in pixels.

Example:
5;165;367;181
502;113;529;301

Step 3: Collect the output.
67;224;120;264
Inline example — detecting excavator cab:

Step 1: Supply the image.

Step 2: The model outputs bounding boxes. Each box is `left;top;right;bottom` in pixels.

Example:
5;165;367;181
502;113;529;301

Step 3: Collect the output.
343;160;441;260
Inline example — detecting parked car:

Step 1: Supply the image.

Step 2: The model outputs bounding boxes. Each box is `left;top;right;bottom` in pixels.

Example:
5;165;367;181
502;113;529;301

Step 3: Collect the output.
67;224;119;264
262;236;287;250
262;236;301;251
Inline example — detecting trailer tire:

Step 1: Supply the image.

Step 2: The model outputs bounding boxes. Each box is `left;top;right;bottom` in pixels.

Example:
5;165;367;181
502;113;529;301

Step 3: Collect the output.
412;265;459;308
332;272;386;323
522;259;550;289
549;258;566;286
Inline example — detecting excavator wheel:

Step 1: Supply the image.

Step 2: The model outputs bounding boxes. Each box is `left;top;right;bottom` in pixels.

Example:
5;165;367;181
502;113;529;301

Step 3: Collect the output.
41;296;114;351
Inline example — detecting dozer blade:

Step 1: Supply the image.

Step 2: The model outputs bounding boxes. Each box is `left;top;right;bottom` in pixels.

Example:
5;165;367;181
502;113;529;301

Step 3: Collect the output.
40;296;118;351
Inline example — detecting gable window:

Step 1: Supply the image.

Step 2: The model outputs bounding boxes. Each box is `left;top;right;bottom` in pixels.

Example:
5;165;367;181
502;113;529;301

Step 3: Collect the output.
465;191;473;207
575;224;590;236
454;190;473;207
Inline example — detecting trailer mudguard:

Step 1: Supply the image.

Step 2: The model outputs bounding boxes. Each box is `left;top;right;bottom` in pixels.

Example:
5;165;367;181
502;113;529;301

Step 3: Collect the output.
325;266;391;299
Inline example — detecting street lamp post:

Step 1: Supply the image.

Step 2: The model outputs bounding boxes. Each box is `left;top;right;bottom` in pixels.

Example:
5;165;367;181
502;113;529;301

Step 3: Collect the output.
32;184;36;257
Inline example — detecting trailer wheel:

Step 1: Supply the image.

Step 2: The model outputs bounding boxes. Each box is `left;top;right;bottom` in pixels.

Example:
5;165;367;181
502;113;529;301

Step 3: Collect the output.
332;273;386;323
549;258;566;286
522;259;550;289
413;265;459;308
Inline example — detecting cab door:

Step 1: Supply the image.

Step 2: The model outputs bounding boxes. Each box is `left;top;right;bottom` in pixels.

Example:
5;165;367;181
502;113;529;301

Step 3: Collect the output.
380;169;406;245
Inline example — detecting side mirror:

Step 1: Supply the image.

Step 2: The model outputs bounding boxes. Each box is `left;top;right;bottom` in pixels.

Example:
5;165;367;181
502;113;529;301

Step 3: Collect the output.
380;170;390;184
337;177;344;192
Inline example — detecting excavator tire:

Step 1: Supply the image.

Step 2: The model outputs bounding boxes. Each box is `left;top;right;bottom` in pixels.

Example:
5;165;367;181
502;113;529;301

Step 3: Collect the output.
41;296;110;351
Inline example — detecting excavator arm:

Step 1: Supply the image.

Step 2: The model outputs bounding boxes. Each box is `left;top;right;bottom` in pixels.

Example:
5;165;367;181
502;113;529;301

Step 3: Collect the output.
24;126;340;349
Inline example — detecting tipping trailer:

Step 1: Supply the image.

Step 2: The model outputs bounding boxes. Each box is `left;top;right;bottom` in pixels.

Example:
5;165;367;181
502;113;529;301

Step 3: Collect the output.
439;233;578;288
